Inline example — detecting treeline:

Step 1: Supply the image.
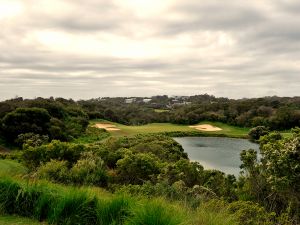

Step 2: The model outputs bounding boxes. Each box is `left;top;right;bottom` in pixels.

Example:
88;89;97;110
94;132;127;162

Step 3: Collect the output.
0;97;89;145
79;95;300;129
1;95;300;145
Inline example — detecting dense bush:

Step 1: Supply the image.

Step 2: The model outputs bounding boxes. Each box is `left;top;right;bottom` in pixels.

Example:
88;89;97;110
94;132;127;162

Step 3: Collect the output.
22;140;86;170
116;152;162;184
248;126;269;141
239;129;300;221
70;152;108;186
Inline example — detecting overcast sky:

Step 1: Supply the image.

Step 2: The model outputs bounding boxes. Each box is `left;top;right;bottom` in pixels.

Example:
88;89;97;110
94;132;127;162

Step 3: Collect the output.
0;0;299;100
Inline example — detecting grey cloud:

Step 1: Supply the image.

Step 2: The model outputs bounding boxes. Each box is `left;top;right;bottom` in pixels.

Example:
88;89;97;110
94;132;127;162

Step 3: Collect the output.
161;1;266;35
0;0;299;100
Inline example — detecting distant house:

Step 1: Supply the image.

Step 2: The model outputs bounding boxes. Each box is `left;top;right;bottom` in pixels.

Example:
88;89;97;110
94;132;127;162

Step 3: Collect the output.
143;98;152;103
125;98;136;104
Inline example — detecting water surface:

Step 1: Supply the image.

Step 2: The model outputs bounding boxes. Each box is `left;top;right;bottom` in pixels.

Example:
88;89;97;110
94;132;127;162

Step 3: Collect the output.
174;137;259;176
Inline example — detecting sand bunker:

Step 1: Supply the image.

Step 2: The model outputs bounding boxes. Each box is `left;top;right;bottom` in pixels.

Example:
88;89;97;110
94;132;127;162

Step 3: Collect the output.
93;123;120;131
189;124;222;131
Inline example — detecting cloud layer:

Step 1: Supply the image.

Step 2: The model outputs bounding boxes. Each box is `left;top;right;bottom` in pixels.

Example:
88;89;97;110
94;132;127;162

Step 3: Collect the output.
0;0;299;100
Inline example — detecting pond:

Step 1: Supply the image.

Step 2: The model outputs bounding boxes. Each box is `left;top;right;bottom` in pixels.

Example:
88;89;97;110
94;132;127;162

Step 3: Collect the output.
174;137;259;176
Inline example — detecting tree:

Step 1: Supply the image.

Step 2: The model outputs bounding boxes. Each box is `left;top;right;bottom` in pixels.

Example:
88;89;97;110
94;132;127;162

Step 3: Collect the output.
1;108;51;142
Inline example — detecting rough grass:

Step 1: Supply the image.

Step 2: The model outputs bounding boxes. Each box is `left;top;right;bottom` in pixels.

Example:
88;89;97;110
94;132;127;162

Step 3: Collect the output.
90;120;250;138
154;109;170;113
0;177;247;225
0;178;186;225
0;160;27;177
0;215;46;225
126;199;186;225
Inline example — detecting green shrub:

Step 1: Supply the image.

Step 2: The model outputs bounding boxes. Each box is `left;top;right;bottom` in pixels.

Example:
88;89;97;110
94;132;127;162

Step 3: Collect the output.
70;152;108;186
22;140;86;170
248;126;269;141
116;152;161;184
228;201;275;225
37;160;69;183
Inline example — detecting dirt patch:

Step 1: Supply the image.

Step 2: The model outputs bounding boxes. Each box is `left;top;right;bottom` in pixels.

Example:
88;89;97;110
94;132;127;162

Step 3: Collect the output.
93;123;121;131
189;124;222;131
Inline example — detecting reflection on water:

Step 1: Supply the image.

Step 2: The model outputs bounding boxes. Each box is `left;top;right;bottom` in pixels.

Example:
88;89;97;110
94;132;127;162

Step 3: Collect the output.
174;137;259;176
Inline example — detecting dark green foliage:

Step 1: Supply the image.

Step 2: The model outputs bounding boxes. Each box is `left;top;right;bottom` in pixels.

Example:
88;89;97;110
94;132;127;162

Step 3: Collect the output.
98;134;188;167
36;151;108;186
116;152;161;184
15;133;49;148
1;108;51;142
0;98;89;145
239;129;300;221
161;159;204;187
248;126;269;141
22;140;86;170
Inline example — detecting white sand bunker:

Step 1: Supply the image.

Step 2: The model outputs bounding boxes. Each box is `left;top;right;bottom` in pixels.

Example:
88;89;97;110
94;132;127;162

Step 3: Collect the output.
189;124;222;131
93;123;120;131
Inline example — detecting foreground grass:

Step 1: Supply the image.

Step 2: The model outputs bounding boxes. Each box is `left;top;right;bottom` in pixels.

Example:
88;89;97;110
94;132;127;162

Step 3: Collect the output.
0;176;241;225
0;215;46;225
90;120;250;138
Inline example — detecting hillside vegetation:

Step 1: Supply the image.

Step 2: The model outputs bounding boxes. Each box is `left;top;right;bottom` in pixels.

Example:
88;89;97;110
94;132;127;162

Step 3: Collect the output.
0;95;299;224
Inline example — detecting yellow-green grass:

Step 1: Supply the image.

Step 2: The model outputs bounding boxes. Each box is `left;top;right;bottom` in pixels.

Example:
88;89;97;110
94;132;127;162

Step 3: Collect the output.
0;160;27;177
90;120;250;138
0;215;46;225
154;109;170;113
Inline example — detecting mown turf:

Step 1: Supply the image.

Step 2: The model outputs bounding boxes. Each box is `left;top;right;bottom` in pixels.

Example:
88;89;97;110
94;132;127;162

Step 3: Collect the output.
0;215;46;225
90;120;250;138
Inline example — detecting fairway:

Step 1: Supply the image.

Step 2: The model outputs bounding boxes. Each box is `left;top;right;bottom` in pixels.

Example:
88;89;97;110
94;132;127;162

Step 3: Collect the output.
91;120;250;138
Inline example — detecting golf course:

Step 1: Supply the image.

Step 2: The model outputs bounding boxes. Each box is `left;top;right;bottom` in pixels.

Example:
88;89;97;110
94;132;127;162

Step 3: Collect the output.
91;120;250;138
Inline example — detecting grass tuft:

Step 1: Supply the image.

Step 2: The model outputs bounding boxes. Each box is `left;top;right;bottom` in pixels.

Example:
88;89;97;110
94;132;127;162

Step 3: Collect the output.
126;199;185;225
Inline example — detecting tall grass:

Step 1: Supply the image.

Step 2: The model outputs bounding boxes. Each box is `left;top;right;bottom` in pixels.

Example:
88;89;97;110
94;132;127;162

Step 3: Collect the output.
47;190;98;225
0;178;186;225
97;195;133;225
126;199;185;225
1;177;251;225
190;200;239;225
